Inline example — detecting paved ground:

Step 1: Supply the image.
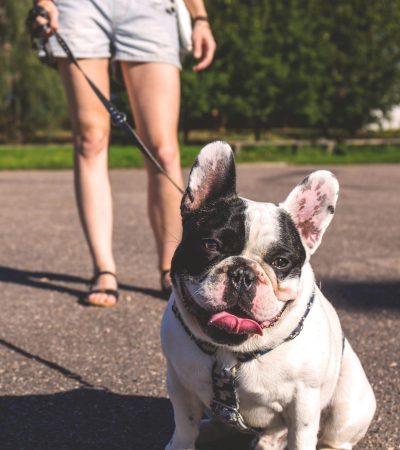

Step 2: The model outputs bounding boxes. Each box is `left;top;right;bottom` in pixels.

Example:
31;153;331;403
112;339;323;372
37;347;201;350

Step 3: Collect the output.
0;163;399;450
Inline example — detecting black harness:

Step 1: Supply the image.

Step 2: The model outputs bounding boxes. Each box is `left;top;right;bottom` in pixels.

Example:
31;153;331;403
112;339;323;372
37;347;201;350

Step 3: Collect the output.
172;291;316;434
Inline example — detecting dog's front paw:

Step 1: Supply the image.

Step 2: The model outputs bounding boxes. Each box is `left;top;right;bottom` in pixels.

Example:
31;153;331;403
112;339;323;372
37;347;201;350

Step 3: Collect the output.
165;446;195;450
165;437;195;450
252;431;288;450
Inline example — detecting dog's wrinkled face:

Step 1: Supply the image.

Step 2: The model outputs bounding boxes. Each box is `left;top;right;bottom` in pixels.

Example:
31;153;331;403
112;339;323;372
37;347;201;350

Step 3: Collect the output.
172;142;339;346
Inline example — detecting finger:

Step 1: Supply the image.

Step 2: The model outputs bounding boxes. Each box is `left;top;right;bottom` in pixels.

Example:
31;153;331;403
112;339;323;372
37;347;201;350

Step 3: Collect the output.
193;42;216;72
36;2;59;31
192;35;202;60
34;16;51;37
49;7;59;30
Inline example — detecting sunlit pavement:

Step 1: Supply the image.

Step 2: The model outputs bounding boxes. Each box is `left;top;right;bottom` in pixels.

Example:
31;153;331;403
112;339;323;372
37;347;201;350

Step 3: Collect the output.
0;164;398;449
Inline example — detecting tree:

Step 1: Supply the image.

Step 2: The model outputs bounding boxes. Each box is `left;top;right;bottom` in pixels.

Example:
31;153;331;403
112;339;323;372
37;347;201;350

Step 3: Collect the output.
0;0;68;142
181;0;400;137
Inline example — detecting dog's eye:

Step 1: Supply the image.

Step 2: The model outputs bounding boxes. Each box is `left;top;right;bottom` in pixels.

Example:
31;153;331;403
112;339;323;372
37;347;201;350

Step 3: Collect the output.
272;257;290;270
202;238;220;252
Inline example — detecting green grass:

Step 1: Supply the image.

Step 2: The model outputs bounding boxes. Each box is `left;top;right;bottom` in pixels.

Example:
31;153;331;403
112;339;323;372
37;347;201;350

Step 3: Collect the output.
235;145;400;164
0;144;399;170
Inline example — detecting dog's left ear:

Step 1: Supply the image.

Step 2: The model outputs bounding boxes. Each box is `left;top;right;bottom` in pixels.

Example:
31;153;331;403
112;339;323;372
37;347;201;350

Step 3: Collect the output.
182;141;237;213
282;170;339;255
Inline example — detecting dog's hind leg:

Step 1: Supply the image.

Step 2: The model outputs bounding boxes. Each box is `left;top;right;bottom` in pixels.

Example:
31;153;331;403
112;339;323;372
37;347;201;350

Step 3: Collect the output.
318;341;376;450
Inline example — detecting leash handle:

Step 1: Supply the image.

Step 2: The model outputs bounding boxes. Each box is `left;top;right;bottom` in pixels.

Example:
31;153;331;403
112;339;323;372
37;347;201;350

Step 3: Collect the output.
26;5;50;37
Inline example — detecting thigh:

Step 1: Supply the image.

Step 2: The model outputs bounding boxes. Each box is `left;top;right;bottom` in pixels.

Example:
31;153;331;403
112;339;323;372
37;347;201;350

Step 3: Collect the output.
113;0;181;69
57;59;110;136
49;0;112;59
120;62;180;147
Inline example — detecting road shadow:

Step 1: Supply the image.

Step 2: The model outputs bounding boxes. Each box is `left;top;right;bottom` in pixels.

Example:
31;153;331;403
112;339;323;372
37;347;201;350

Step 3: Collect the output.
0;389;173;450
0;337;173;449
2;265;398;309
319;279;400;310
0;266;165;302
0;336;253;450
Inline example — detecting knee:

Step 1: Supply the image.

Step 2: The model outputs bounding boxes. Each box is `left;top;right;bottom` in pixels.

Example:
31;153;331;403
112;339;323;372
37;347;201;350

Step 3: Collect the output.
74;127;109;159
153;143;180;171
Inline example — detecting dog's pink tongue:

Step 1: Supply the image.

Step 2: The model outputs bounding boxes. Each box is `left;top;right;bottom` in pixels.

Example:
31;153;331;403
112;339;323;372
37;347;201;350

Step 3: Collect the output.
208;311;263;335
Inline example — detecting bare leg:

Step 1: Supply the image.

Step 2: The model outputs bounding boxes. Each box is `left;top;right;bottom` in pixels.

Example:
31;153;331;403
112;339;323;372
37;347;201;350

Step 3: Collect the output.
58;58;117;306
120;62;184;282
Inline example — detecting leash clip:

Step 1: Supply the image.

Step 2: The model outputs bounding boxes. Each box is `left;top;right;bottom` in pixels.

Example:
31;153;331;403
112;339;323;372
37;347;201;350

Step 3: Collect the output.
110;109;127;127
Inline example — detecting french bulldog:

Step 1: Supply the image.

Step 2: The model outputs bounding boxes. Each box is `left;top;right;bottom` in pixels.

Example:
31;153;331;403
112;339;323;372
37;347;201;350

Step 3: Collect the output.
161;141;376;450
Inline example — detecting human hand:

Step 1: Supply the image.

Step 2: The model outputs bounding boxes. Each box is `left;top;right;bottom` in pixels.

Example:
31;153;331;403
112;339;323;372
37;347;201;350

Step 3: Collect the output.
32;0;59;37
191;20;216;72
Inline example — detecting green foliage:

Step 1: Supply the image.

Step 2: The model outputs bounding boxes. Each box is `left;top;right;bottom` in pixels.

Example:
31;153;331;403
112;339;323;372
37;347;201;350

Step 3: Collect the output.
0;0;67;141
182;0;400;137
1;0;400;142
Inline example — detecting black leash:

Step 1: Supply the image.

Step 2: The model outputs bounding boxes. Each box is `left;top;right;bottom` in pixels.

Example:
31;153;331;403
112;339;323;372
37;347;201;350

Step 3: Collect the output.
26;6;184;195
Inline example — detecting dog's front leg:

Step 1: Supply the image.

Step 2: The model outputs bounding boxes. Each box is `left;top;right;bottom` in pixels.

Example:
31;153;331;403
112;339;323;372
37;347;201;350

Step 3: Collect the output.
166;363;204;450
287;388;321;450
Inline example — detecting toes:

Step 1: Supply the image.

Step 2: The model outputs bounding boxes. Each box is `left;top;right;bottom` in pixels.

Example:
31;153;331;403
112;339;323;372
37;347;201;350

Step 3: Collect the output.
87;292;117;307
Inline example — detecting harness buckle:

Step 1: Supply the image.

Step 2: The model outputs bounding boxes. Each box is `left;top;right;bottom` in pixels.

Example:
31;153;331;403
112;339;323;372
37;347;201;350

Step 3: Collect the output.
210;400;257;434
211;400;239;424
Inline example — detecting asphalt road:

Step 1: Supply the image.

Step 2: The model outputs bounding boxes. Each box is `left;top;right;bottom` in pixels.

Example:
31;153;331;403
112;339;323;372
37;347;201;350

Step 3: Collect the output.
0;163;399;450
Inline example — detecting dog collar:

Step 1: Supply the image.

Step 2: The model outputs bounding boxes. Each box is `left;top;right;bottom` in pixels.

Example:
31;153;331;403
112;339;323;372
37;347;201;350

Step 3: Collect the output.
172;291;316;435
172;290;315;362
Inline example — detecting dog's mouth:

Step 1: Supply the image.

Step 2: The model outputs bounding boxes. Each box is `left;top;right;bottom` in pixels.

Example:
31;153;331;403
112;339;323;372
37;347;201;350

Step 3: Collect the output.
177;279;290;344
208;306;263;335
207;303;288;336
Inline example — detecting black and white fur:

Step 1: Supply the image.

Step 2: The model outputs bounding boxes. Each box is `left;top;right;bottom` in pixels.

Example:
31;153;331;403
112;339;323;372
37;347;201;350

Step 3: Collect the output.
161;141;376;450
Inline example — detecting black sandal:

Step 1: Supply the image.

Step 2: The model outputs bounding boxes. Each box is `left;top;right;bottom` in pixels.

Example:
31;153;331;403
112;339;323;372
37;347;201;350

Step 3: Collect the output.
161;269;172;299
83;271;119;307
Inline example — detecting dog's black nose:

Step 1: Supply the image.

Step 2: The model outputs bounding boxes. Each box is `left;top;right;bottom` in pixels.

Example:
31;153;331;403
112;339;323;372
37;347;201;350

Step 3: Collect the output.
228;266;256;291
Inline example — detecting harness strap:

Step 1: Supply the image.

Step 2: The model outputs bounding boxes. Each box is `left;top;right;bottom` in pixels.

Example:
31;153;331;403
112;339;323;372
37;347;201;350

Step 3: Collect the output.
210;362;262;434
172;290;316;435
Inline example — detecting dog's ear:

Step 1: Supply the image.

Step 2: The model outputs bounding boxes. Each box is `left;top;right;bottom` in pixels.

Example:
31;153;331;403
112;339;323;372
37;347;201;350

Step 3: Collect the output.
182;141;236;213
282;170;339;255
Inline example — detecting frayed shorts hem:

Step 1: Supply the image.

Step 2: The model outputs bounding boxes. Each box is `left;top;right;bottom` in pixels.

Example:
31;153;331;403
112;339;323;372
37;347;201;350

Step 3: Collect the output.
52;51;181;70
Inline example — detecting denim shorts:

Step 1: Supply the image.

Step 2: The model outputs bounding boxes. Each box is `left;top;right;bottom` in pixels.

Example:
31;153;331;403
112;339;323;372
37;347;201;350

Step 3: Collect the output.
49;0;181;68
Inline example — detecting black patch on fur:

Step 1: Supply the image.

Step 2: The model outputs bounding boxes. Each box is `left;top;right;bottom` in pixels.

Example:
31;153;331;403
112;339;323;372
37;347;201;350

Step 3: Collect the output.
172;196;251;346
172;196;247;278
300;175;310;185
327;204;335;214
264;210;306;280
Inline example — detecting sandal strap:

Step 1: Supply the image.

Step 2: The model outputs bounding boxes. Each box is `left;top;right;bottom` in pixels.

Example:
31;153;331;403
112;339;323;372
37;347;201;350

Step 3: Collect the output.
91;270;118;284
89;288;119;300
95;270;118;280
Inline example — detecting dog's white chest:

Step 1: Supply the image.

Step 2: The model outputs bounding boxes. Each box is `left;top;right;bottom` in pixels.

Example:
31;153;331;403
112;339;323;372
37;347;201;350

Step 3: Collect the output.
235;360;294;429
